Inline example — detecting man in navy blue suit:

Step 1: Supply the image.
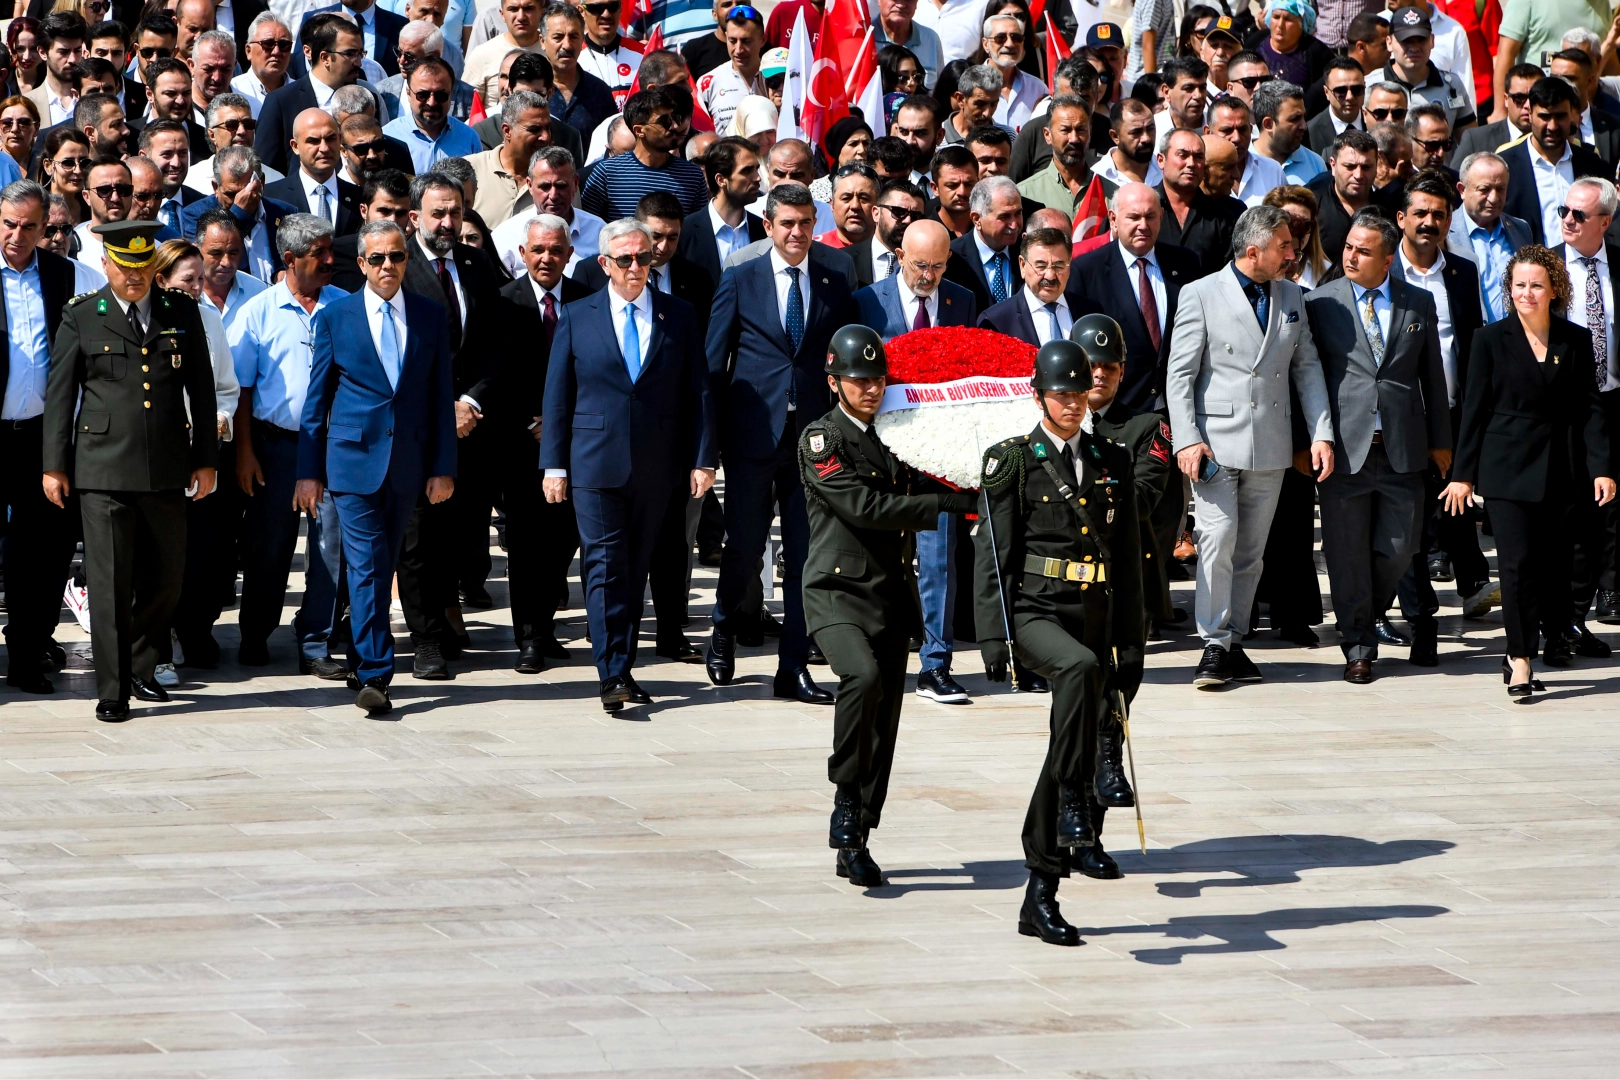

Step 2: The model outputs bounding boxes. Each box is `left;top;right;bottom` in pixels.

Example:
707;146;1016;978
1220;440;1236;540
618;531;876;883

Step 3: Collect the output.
978;226;1105;348
852;218;980;705
704;183;856;704
255;15;367;176
295;219;457;715
541;217;718;713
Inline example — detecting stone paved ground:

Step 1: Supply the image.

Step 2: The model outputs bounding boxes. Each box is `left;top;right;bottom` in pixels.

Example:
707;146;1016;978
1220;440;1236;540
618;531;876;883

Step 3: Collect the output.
1;545;1618;1078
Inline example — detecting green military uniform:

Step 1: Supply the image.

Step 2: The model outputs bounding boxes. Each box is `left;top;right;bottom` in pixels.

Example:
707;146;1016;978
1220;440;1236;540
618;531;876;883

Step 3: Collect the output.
1092;400;1176;623
800;326;978;886
42;222;218;712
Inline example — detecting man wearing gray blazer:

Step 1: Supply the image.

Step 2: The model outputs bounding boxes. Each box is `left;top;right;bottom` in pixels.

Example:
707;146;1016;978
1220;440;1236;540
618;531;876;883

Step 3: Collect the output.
1166;205;1336;688
1445;151;1535;323
1306;211;1452;683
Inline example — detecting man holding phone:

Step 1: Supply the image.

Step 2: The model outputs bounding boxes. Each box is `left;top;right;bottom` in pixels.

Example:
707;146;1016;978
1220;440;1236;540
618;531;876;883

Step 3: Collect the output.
1164;204;1335;689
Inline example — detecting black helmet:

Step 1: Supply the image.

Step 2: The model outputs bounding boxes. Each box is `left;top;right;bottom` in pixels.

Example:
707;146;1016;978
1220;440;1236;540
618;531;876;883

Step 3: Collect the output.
825;324;888;378
1030;339;1091;392
1069;313;1126;367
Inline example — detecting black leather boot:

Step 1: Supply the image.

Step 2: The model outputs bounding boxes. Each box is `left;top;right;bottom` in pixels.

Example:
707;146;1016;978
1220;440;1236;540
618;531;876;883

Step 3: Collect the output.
835;846;883;887
1018;871;1080;946
1094;718;1134;808
1056;784;1095;848
828;785;862;849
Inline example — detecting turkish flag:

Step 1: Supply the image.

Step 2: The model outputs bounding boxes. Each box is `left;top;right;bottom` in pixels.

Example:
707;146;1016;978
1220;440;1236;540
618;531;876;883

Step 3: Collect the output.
1043;9;1069;93
1071;173;1109;255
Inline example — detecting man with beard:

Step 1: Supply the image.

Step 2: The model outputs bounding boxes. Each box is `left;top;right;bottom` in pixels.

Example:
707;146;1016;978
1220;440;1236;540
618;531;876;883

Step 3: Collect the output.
394;172;504;675
1252;80;1326;186
819;163;878;248
1017;96;1092;215
1091;99;1161;190
143;57;211;165
1154;127;1243;280
141;121;206;233
74;159;133;267
330;169;413;293
579;84;707;221
847;178;925;291
337;115;391;188
1307;57;1368;154
1307;129;1379;273
928;146;976;238
982;12;1046;132
942;65;1001;147
890;96;942;194
381;55;482;174
678;135;763;290
76;92;128;162
1500;76;1611;245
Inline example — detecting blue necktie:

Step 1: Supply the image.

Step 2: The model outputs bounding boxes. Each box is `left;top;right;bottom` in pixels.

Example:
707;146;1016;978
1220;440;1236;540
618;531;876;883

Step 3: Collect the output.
990;251;1009;304
379;299;401;388
1045;301;1062;342
622;301;641;381
160;199;178;229
1247;282;1268;331
785;266;804;352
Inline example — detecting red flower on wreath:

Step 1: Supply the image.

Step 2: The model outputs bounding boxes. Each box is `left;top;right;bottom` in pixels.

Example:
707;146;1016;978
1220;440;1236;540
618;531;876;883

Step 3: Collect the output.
883;326;1037;384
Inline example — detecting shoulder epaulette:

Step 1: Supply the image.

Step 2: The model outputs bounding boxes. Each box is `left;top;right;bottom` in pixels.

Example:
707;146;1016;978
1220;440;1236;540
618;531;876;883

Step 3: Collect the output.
801;420;843;462
982;439;1025;490
67;290;97;306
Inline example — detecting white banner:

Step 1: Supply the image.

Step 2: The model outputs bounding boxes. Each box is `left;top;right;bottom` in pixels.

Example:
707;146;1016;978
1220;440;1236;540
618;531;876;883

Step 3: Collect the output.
879;375;1035;413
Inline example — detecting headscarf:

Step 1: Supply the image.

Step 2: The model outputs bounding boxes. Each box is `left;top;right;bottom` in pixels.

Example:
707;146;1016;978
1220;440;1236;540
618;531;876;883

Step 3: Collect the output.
1263;0;1316;37
727;95;779;138
825;116;874;163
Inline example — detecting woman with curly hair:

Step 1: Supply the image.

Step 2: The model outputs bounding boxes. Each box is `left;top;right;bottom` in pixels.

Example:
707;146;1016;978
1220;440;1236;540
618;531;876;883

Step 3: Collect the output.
1443;245;1616;698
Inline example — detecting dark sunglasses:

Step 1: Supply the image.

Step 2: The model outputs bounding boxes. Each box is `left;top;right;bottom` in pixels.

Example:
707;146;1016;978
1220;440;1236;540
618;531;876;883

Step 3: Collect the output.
876;204;921;221
137;45;173;58
347;138;388;155
0;117;36;129
726;5;761;20
1366;106;1407;121
989;31;1024;44
1415;137;1453;154
1557;205;1589;223
212;116;257;133
1507;91;1532;106
252;37;293;52
1233;74;1273;91
42;223;68;238
413;88;451;103
90;182;132;199
55;156;91;170
1328;84;1365;98
325;47;364;59
582;0;620;13
606;250;654;268
364;250;408;265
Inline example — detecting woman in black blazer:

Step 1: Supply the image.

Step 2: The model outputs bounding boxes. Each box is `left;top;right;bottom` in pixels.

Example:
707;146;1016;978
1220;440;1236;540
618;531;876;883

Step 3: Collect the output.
1443;246;1617;699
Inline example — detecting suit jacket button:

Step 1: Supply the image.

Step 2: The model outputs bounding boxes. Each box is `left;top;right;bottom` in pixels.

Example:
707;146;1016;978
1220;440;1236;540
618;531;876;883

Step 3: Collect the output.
1081;526;1088;534
143;382;150;389
1079;497;1085;505
386;429;393;436
141;347;148;355
834;566;841;573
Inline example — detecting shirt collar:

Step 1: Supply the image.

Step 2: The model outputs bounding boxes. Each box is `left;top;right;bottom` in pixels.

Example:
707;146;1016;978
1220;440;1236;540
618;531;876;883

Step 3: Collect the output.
709;201;742;236
1400;246;1445;277
1231;264;1259;292
1039;420;1085;457
1;252;38;277
1352;275;1391;303
1572;244;1609;268
769;245;808;278
1023;285;1067;313
896;273;929;307
973;228;1005;266
528;274;563;305
1464;209;1505;238
586;34;621;53
1531;139;1573;168
1119;240;1155;271
302;168;336;194
416;233;451;264
608;281;652;315
838;403;870;432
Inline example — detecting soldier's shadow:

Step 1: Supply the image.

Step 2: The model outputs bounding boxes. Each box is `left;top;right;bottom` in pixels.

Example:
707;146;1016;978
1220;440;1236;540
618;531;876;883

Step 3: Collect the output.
1121;834;1455;898
873;859;1029;895
1079;904;1450;965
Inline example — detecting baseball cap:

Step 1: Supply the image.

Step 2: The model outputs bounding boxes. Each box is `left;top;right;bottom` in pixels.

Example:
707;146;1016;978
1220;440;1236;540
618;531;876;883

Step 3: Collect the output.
761;46;789;79
1390;7;1432;41
1195;14;1241;44
1085;22;1123;49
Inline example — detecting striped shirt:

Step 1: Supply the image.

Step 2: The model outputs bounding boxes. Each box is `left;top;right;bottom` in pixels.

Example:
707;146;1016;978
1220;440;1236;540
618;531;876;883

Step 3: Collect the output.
579;151;710;222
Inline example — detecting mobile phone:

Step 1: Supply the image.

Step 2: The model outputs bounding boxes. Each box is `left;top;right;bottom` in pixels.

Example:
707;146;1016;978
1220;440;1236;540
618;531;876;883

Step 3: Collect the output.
1197;455;1220;484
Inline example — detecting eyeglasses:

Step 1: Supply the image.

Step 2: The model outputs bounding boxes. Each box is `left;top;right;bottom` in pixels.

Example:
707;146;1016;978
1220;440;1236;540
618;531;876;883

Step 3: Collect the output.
1366;106;1407;121
211;116;257;133
42;223;68;238
1327;84;1365;98
90;182;132;199
0;117;36;129
894;69;922;85
1233;74;1273;91
132;188;162;201
84;0;109;12
252;37;293;52
1415;137;1453;154
1507;91;1532;107
581;1;620;13
876;204;921;221
55;156;91;170
640;112;675;128
1024;259;1069;274
1557;204;1589;223
606;250;654;267
413;88;451;103
325;47;364;59
989;31;1024;44
364;250;408;265
137;45;173;59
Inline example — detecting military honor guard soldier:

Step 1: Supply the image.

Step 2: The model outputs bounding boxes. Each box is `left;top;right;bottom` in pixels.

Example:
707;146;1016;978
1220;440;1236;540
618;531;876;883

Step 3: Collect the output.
42;220;220;723
799;326;979;888
974;322;1145;947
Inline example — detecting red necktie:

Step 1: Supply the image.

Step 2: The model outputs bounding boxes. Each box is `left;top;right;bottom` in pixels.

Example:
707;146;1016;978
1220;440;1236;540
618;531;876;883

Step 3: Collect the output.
542;291;557;354
912;295;931;330
1137;258;1161;353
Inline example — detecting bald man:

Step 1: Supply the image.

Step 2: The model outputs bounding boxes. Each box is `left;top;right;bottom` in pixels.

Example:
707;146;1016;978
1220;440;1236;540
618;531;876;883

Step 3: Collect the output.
1026;207;1073;235
264;108;362;237
1201;135;1240;201
850;216;982;702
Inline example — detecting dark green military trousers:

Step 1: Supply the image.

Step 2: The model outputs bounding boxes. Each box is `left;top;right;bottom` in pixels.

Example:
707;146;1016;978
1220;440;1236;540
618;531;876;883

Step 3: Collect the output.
80;490;187;703
817;622;910;831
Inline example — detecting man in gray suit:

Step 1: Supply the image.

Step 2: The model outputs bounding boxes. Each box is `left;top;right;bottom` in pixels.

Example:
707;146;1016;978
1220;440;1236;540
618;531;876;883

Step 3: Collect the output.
1445;151;1534;323
1306;210;1452;684
1166;205;1336;688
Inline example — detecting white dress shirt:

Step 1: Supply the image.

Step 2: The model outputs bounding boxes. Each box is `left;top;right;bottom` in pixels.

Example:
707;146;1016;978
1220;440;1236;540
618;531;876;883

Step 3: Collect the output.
992;69;1047;133
1529;141;1575;248
529;275;565;308
708;201;750;263
871;242;900;283
895;275;935;331
1399;247;1458;405
417;235;466;330
363;285;410;380
1120;241;1166;339
1023;286;1072;346
610;282;653;374
230;69;271;118
1091;149;1163;189
491;207;604;279
1351;276;1393;430
769;246;813;333
1564;243;1619;392
1234;151;1288;208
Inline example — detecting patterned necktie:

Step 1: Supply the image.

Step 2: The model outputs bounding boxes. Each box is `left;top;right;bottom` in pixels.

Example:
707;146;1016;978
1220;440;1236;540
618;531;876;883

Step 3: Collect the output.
435;257;462;352
316;184;332;227
622;301;641;381
882;251;897;279
378;299;401;388
541;291;557;354
160;199;179;229
1247;281;1268;331
1045;301;1062;343
1583;256;1608;389
785;266;804;352
912;294;930;330
989;251;1009;304
1361;289;1385;367
1137;258;1161;352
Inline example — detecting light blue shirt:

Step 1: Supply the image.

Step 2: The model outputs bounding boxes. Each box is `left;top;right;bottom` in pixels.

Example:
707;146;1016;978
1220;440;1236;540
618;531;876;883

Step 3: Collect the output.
228;281;348;431
1281;144;1327;186
210;271;269;332
0;255;48;420
383;112;484;173
872;20;944;85
1466;212;1513;323
0;151;22;189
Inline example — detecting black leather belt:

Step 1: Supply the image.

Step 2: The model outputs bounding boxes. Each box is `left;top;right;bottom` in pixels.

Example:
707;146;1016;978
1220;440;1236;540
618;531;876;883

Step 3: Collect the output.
1023;554;1107;583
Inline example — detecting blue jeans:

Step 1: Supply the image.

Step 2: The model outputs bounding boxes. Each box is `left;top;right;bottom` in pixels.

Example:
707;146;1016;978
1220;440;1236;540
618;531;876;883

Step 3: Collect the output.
916;510;955;673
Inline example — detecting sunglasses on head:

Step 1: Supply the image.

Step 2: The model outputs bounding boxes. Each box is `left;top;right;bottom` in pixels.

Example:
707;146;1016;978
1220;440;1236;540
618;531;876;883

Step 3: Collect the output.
1366;106;1406;121
1557;204;1590;223
606;250;654;267
1328;83;1365;98
91;182;132;199
726;5;760;20
413;88;451;103
212;116;257;132
364;250;407;265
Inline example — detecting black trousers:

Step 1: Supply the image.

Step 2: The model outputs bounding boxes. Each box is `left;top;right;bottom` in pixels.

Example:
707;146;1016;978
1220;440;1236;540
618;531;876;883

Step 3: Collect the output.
502;466;579;647
79;489;186;702
1013;609;1106;877
1398;461;1491;623
0;417;76;672
817;622;909;832
1255;467;1322;629
714;428;810;671
1492;494;1575;659
650;480;701;645
450;430;496;593
1572;389;1620;618
396;495;455;647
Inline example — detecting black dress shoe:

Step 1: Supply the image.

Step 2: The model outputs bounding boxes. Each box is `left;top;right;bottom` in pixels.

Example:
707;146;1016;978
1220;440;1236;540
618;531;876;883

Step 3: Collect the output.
1542;634;1573;667
706;631;735;685
538;637;569;660
44;642;68;672
1014;671;1050;693
758;609;782;637
1427;552;1453;581
95;699;129;722
514;643;544;674
836;846;884;887
130;675;169;702
1094;720;1134;807
1277;623;1319;646
1409;622;1439;667
1193;644;1231;688
599;675;631;712
829;787;862;849
6;670;52;694
346;672;362;692
412;642;450;680
1018;872;1081;946
806;641;827;665
697;548;722;567
1056;785;1096;847
177;635;219;669
1598;589;1620;625
623;675;652;705
1568;623;1612;658
1343;658;1374;684
1228;644;1262;683
356;677;391;714
1078;844;1122;880
1502;657;1541;696
655;638;703;662
299;655;349;680
774;667;833;704
238;639;270;666
459;584;494;609
1374;616;1411;647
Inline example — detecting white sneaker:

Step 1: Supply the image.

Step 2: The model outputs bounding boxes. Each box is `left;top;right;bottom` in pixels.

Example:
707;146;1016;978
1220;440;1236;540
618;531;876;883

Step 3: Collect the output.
170;632;186;667
153;663;179;687
63;579;90;632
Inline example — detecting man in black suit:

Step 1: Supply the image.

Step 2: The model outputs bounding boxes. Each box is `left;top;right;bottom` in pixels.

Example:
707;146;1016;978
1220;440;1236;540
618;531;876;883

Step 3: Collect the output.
1306;58;1365;154
255;14;365;175
845;178;927;292
291;0;407;80
944;173;1024;312
497;211;591;672
133;57;211;164
331;168;412;291
1154;128;1244;280
85;20;149;120
1550;48;1620;171
264;107;362;237
223;0;270;69
977;225;1103;347
391;172;503;678
677;135;764;292
0;179;85;693
1452;63;1541;164
1502;77;1612;246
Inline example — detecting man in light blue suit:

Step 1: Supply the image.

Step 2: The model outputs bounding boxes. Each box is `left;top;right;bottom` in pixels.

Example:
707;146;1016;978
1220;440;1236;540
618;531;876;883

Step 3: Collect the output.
542;217;718;714
295;219;457;716
851;218;980;705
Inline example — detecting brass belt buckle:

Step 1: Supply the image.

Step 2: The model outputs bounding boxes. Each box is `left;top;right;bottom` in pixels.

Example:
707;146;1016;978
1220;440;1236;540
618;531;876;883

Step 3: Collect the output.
1042;556;1063;578
1064;561;1084;581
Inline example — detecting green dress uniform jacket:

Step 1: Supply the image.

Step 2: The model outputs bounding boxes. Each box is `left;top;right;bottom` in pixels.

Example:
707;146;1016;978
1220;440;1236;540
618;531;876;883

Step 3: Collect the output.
43;285;219;490
1092;401;1176;622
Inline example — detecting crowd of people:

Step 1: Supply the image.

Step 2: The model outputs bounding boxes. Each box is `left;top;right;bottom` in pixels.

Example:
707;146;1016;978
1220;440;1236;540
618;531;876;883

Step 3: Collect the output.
1;0;1619;941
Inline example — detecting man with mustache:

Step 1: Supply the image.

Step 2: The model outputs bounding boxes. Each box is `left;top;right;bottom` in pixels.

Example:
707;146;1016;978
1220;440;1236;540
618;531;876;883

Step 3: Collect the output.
1091;98;1161;189
977;224;1102;347
1016;96;1092;218
981;12;1045;132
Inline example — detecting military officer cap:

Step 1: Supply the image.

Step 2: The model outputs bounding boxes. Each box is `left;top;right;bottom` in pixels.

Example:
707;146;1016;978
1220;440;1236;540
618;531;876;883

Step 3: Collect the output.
91;219;163;268
825;324;888;378
1068;313;1126;368
1031;339;1091;393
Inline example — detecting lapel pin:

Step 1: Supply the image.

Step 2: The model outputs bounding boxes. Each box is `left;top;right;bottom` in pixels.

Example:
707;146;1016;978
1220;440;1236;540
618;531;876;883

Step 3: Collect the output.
822;277;828;284
658;312;665;320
